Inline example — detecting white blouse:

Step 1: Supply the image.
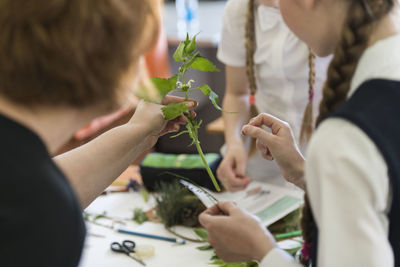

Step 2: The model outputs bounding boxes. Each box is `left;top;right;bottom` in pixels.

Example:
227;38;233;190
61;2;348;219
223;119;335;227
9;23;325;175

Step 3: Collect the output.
218;0;330;184
260;33;400;267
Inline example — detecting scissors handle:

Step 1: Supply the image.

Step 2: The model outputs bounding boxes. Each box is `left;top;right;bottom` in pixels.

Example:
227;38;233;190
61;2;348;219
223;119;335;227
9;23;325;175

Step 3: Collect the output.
110;241;146;266
111;242;127;253
122;240;136;252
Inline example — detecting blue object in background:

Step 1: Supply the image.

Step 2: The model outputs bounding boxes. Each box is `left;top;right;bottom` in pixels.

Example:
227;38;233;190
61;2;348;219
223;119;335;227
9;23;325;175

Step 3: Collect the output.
176;0;199;38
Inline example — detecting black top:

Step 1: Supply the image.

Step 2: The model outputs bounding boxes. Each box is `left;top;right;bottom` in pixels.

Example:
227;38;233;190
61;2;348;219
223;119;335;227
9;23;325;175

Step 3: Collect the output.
0;114;86;266
311;79;400;267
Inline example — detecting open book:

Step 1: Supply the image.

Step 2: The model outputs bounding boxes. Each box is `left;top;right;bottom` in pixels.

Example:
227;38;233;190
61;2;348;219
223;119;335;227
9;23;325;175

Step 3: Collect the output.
181;180;304;226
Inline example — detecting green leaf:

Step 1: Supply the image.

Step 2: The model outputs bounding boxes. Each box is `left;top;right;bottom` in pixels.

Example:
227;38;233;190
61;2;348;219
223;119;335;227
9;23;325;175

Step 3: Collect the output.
184;33;191;46
140;188;149;202
196;244;213;251
190;56;220;72
185;33;199;55
199;84;222;111
193;228;209;241
132;208;148;224
180;51;200;74
93;211;108;221
151;75;178;98
162;103;189;120
209;253;258;267
210;260;227;266
135;75;178;104
170;130;189;139
173;41;186;62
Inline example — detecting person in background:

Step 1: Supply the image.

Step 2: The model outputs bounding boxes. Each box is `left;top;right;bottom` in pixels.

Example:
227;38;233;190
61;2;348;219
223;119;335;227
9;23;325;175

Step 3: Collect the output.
200;0;400;266
216;0;330;191
0;0;194;266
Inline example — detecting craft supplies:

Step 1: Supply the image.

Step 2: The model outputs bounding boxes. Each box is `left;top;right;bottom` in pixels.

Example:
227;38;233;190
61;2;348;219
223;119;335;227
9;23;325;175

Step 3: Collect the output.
110;240;146;266
274;230;302;240
135;244;155;259
155;180;206;227
117;228;186;244
179;179;218;209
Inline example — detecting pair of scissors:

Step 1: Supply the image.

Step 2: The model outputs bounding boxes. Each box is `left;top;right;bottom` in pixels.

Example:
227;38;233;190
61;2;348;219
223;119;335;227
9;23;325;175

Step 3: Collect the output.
110;240;146;266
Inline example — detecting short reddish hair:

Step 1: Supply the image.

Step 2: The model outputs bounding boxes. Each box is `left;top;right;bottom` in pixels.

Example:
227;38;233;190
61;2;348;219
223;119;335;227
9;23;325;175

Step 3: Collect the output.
0;0;160;108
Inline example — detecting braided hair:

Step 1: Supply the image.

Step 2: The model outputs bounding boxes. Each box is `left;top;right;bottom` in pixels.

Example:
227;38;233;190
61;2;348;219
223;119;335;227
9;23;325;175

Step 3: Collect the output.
245;0;317;152
300;0;395;265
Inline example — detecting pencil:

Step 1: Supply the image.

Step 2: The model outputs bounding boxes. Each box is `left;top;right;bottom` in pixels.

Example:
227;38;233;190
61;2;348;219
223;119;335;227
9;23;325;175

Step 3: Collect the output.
274;230;302;239
117;229;186;244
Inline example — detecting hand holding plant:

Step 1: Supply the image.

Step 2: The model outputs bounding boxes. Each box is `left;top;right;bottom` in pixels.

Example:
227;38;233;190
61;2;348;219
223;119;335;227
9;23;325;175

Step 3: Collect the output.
138;34;225;191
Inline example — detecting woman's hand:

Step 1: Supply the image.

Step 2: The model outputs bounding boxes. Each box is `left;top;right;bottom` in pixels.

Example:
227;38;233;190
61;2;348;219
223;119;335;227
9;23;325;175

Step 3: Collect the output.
217;142;251;192
128;95;196;149
241;113;306;189
199;202;276;263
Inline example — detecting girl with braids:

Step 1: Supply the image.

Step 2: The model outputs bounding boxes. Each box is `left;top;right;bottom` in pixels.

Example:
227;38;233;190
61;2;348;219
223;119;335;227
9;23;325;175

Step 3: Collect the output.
216;0;330;191
200;0;400;266
0;0;194;266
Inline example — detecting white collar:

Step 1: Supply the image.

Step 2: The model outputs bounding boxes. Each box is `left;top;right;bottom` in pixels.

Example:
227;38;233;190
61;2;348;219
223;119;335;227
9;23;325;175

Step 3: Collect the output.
349;33;400;98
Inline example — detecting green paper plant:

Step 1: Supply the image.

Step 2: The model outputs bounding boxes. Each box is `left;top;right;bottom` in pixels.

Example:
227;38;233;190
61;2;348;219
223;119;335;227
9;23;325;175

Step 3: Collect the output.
143;34;223;191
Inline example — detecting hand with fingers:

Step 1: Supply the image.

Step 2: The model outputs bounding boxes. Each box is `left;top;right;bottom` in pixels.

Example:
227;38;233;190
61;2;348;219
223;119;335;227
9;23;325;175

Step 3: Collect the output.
128;95;197;149
217;142;251;192
241;113;306;190
199;201;276;263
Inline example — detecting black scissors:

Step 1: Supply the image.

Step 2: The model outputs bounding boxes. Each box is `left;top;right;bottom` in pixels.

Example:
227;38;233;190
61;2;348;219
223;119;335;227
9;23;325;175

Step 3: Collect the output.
110;240;146;266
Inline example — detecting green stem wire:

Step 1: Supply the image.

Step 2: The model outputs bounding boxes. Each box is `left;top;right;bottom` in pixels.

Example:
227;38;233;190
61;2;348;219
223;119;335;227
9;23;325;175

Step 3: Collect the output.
194;138;221;192
176;54;221;192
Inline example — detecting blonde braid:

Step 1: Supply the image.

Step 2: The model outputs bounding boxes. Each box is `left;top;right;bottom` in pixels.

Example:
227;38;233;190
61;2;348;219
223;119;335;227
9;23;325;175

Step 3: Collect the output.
299;50;316;143
300;1;395;265
245;0;259;155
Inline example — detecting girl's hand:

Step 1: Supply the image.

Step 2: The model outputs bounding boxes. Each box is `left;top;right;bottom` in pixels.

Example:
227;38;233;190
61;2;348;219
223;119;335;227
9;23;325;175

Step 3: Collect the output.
241;113;305;189
217;143;251;192
199;202;276;262
128;95;196;149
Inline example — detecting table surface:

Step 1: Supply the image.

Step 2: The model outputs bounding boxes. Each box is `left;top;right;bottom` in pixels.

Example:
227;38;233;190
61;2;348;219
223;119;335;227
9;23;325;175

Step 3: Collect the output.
79;192;214;267
163;2;226;46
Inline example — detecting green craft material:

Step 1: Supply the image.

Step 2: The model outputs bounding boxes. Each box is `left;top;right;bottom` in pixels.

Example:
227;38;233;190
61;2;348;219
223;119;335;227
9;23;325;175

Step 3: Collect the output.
139;33;225;191
255;196;301;223
274;230;302;239
141;153;220;169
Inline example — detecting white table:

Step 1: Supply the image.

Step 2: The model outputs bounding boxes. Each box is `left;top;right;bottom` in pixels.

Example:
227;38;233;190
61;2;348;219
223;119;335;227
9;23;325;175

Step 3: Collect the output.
79;192;214;267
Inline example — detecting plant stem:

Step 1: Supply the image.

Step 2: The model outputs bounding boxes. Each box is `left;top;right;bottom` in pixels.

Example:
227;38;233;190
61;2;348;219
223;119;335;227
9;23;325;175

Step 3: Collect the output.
194;139;221;192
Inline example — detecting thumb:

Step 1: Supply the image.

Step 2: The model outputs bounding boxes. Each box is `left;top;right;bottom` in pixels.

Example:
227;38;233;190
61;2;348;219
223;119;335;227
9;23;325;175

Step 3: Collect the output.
199;211;216;227
235;156;247;177
242;125;274;146
216;201;238;215
162;95;197;107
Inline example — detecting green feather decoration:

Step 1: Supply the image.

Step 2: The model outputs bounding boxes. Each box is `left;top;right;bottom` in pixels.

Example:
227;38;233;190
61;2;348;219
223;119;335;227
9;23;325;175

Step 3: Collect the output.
155;181;206;227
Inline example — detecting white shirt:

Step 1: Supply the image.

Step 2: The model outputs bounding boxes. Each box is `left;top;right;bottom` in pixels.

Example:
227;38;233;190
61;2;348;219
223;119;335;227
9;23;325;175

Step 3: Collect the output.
260;34;400;267
218;0;330;184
